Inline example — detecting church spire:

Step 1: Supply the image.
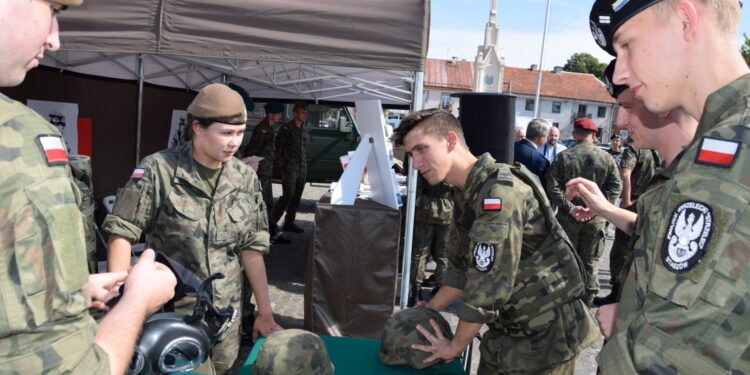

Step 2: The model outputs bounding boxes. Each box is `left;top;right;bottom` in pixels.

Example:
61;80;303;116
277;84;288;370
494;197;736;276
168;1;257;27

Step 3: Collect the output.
474;0;505;92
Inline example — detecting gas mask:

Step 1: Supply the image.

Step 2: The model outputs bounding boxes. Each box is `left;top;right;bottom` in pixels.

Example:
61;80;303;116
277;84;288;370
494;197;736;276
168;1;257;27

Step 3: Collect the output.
109;253;236;374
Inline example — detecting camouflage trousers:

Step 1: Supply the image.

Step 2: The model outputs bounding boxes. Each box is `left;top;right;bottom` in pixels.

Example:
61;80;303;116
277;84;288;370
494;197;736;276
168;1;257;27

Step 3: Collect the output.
409;220;449;284
557;215;606;302
478;299;597;374
258;173;277;234
273;168;306;225
609;203;637;288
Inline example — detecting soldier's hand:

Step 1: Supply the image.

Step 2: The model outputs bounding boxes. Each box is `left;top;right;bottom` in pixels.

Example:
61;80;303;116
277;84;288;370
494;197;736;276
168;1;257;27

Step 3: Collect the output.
565;177;610;215
571;206;595;222
253;312;283;340
86;271;127;310
596;303;619;339
412;319;462;363
123;249;177;315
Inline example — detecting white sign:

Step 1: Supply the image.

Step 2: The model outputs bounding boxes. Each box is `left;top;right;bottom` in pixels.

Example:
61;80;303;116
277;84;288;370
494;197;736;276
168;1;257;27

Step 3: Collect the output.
168;110;188;148
27;100;79;154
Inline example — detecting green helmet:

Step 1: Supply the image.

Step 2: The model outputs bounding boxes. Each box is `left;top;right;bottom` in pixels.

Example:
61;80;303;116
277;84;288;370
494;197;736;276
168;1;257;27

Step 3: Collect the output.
379;308;454;369
252;329;334;375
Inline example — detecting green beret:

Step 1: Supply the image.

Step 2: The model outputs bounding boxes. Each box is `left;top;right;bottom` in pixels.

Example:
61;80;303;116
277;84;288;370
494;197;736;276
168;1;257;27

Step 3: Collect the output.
604;59;627;99
187;83;247;125
227;83;255;112
589;0;662;55
265;102;284;114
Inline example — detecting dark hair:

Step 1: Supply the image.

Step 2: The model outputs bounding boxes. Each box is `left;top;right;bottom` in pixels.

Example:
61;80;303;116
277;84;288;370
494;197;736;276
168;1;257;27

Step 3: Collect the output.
183;114;214;141
391;108;465;147
292;102;309;112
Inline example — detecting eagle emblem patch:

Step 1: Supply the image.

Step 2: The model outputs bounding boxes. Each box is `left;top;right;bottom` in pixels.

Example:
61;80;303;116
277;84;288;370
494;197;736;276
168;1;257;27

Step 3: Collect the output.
661;200;713;273
473;243;495;273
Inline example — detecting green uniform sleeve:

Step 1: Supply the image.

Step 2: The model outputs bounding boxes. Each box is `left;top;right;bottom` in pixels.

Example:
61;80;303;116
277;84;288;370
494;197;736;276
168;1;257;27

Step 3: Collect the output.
238;175;271;255
602;156;623;203
102;159;159;243
620;147;637;171
545;157;573;212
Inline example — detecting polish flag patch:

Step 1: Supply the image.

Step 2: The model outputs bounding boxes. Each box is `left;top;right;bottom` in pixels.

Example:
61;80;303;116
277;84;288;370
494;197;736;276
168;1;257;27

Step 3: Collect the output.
483;198;502;211
695;137;740;168
131;168;145;179
37;135;68;166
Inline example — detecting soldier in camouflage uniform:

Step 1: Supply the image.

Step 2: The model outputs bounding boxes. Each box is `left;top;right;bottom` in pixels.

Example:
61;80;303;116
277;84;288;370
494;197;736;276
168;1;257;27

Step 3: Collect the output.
584;1;750;371
103;83;282;374
392;109;598;374
546;117;622;303
253;329;334;375
0;1;176;374
242;101;286;242
272;101;310;234
409;174;452;305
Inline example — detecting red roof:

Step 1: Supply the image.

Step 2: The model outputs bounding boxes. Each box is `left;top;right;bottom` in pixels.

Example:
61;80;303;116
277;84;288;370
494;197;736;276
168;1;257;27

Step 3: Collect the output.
424;58;474;90
424;58;614;104
502;67;615;104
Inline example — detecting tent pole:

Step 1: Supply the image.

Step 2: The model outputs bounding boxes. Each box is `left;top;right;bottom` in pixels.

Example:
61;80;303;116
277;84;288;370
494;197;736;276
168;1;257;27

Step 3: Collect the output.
135;53;145;164
399;71;424;309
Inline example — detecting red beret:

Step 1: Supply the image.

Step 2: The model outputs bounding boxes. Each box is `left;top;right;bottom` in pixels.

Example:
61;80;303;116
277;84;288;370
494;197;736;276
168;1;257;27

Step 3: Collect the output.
574;118;599;132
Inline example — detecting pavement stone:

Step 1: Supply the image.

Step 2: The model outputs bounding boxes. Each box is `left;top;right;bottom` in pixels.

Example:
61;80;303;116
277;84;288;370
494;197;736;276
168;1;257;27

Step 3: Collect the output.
235;182;613;374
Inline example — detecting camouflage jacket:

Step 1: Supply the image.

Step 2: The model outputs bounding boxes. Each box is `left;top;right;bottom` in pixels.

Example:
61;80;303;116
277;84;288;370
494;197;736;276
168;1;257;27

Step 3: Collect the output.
243;117;276;177
443;153;596;371
415;174;453;224
0;94;109;373
274;120;310;172
102;143;270;312
598;74;750;374
621;145;663;200
546;141;622;221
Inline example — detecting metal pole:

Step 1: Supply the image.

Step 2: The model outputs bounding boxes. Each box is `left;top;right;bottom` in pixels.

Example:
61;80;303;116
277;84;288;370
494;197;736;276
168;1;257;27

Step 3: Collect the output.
534;0;552;118
399;71;424;309
135;54;145;164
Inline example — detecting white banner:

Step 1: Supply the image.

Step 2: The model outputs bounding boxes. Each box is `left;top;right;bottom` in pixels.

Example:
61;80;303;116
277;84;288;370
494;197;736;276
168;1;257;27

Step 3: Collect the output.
167;110;188;148
27;100;79;154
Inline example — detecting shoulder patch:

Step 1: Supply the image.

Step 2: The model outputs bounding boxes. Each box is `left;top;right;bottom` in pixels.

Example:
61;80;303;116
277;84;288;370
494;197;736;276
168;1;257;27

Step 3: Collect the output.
661;200;713;273
473;243;495;272
131;168;145;179
36;134;68;166
483;197;502;211
695;137;740;168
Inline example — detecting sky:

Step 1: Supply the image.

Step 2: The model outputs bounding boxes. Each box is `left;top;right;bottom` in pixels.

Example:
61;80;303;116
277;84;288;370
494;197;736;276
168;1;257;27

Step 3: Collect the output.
429;0;750;70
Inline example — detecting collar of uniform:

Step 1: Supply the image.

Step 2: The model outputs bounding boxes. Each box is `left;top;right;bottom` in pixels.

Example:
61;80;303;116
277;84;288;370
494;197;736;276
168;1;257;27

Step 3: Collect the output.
695;73;750;139
174;143;242;199
457;153;496;206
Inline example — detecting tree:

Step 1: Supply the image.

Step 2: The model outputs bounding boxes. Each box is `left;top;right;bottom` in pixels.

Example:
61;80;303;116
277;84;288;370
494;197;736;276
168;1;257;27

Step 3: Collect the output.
742;34;750;67
563;52;607;81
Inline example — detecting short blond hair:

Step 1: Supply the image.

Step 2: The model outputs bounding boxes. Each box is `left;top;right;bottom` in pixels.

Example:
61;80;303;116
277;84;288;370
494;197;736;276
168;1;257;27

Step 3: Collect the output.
653;0;741;42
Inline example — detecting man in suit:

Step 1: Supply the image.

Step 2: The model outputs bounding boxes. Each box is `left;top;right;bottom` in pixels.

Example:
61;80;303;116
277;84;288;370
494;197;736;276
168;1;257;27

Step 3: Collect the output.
514;119;550;186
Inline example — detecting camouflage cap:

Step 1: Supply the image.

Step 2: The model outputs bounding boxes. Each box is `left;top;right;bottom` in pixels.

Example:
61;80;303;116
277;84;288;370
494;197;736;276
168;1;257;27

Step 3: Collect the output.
379;308;454;369
187;83;247;125
604;59;627;99
252;329;334;375
589;0;662;55
49;0;84;5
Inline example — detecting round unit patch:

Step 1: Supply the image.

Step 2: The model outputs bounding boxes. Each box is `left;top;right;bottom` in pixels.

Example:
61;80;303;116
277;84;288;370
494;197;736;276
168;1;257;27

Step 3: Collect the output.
473;243;495;273
661;200;713;273
589;20;607;48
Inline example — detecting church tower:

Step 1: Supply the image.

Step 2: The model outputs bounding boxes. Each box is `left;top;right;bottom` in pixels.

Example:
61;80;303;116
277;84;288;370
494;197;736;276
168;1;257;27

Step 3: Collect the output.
474;0;506;92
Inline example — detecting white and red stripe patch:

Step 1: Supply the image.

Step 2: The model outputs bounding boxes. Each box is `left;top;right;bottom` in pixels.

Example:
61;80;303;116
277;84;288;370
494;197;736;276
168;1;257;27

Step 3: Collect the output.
695;137;740;168
131;168;145;179
483;197;502;211
37;135;68;165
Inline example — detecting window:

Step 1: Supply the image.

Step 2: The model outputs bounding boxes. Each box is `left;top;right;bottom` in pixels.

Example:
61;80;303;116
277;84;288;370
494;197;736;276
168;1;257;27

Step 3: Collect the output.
553;122;559;128
552;101;561;113
440;93;451;110
598;106;607;118
525;99;535;112
577;104;587;117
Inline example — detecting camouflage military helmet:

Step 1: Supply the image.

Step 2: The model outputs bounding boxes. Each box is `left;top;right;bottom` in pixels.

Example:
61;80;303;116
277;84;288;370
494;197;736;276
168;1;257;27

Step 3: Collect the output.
379;308;454;369
252;329;334;375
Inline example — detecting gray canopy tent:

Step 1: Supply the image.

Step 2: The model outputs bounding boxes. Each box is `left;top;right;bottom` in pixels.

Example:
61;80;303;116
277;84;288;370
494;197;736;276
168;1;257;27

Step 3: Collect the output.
43;0;426;319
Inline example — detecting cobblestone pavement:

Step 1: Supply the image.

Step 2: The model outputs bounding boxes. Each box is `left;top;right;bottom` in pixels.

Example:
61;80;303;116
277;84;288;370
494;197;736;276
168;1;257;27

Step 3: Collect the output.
237;182;612;374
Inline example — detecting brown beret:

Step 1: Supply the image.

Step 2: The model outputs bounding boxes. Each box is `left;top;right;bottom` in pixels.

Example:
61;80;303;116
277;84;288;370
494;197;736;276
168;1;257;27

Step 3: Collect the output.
49;0;84;6
187;83;247;125
574;118;599;132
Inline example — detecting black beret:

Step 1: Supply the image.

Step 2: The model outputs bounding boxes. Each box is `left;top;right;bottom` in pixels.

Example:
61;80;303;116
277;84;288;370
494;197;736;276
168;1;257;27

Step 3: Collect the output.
265;102;284;114
589;0;662;55
604;59;627;99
